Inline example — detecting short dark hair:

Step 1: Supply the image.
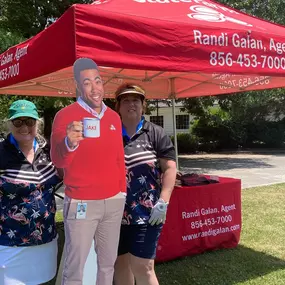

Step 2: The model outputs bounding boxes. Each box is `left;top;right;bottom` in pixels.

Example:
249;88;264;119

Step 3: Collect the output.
73;58;98;83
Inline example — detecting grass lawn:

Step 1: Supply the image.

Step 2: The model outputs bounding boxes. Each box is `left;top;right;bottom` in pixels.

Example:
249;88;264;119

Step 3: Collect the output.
47;183;285;285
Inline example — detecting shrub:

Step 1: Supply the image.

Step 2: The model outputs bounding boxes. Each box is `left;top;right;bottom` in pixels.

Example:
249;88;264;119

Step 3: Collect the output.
247;121;285;147
171;133;198;154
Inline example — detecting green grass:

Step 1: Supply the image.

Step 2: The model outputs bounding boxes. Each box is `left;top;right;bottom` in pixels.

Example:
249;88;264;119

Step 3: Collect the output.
47;184;285;285
156;183;285;285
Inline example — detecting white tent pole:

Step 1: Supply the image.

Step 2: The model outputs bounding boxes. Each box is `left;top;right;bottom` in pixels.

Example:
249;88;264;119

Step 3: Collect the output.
170;78;179;170
171;98;179;169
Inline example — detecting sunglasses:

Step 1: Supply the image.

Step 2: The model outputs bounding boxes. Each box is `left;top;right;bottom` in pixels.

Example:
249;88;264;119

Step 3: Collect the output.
11;118;37;128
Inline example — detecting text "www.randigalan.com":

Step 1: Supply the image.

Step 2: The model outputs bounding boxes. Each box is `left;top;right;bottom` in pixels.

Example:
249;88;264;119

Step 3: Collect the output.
182;224;240;241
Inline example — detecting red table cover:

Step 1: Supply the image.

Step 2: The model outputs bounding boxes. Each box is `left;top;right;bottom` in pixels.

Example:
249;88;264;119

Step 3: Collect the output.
156;177;241;262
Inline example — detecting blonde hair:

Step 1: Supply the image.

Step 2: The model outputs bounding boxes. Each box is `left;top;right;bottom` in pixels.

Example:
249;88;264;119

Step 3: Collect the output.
5;118;44;136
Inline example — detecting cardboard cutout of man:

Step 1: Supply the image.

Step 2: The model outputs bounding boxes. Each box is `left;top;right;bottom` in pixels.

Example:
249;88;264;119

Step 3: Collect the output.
50;58;126;285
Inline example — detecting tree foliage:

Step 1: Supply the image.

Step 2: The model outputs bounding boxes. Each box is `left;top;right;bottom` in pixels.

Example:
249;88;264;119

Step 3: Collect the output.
0;0;93;38
0;29;24;53
216;0;285;25
0;0;93;137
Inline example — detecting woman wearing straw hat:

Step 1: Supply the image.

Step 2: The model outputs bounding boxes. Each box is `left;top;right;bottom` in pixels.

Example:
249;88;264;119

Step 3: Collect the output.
114;84;177;285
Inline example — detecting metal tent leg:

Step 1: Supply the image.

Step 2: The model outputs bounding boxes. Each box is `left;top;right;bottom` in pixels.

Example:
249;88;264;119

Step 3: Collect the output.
171;97;179;170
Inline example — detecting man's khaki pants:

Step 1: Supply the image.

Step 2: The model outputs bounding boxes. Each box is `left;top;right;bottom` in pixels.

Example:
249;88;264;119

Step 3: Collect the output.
61;193;125;285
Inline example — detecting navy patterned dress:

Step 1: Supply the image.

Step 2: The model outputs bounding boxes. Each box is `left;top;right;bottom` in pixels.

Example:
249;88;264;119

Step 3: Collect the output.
0;134;62;247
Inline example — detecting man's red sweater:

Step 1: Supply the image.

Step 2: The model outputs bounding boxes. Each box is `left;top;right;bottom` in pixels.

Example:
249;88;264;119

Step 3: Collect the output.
50;102;126;200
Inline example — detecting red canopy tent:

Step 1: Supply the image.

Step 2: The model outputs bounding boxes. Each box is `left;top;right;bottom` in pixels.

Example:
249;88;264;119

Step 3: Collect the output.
1;0;285;167
0;0;285;99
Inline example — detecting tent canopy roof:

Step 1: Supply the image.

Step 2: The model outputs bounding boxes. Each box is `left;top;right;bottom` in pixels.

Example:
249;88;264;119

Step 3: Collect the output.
0;0;285;98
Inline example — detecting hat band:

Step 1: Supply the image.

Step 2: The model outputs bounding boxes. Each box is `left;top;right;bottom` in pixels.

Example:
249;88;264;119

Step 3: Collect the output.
118;90;145;97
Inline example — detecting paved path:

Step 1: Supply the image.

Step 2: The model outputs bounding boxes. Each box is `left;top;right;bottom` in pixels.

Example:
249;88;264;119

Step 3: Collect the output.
55;153;285;210
179;153;285;189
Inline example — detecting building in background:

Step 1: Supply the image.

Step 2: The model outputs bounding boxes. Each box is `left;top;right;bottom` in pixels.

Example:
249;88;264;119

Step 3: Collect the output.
144;101;193;135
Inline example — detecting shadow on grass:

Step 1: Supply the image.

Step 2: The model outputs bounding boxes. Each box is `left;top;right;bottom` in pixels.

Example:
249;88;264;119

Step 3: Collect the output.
179;157;273;172
45;224;285;285
156;245;285;285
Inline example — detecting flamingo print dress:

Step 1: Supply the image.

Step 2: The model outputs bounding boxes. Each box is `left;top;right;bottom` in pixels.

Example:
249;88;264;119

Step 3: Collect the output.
0;134;62;284
122;120;175;225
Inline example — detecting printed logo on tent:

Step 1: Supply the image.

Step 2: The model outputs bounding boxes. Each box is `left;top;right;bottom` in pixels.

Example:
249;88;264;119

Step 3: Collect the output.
188;5;252;27
91;0;110;4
